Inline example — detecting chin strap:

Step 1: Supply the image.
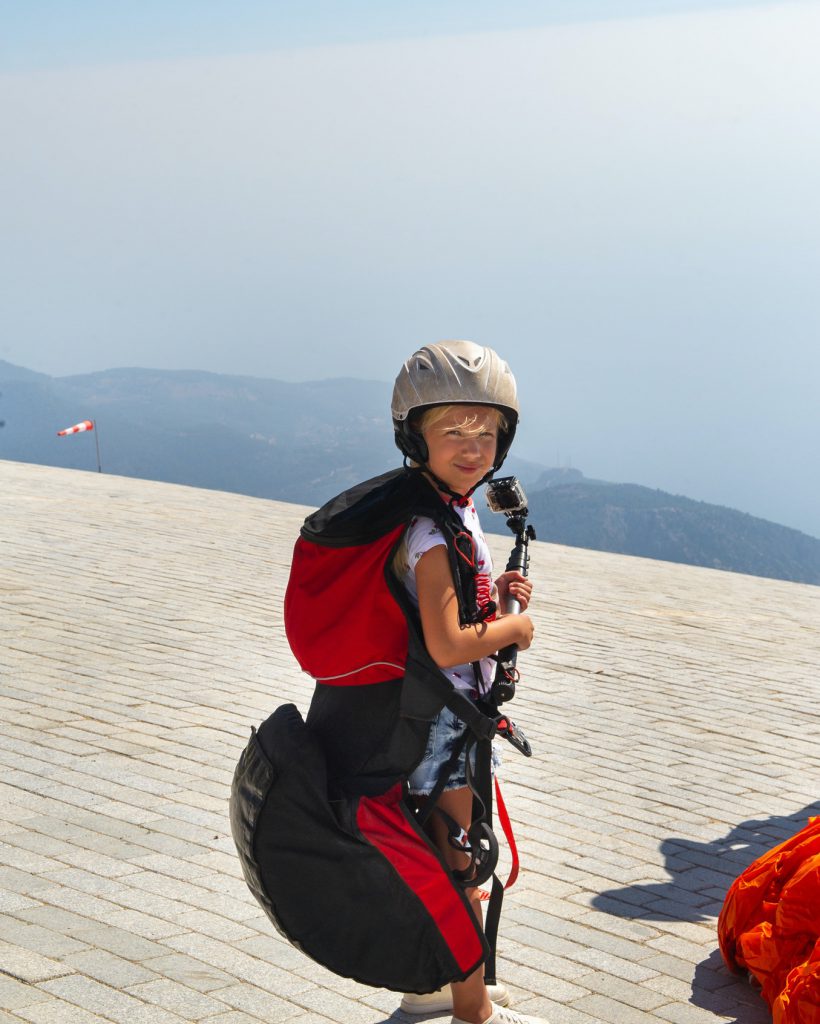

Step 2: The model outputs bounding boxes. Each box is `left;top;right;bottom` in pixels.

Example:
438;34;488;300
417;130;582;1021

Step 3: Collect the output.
403;460;496;507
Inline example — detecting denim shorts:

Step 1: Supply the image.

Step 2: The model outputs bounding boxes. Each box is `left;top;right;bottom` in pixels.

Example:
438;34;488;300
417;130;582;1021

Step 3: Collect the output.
408;706;499;797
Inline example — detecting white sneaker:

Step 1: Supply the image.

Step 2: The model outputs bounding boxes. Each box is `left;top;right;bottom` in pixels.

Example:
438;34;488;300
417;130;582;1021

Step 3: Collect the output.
401;984;510;1015
452;1003;547;1024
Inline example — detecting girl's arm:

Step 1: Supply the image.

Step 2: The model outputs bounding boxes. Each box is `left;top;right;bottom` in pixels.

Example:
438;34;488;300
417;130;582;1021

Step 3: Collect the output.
415;546;534;670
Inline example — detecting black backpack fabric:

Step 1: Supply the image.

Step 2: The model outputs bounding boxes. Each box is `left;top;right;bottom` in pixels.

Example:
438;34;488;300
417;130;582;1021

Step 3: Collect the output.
230;703;488;991
230;468;500;991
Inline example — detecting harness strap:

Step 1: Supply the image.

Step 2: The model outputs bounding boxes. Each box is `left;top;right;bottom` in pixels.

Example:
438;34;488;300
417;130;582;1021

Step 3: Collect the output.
477;782;520;898
493;778;520;890
483;873;504;986
414;694;523;976
480;779;521;985
460;734;498;889
415;728;471;830
415;726;499;890
442;689;497;742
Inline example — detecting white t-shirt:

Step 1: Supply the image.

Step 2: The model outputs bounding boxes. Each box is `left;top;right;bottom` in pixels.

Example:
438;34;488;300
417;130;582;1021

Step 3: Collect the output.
402;500;496;695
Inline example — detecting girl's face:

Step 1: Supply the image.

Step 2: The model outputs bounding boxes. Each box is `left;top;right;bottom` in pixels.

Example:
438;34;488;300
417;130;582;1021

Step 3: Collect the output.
421;405;499;495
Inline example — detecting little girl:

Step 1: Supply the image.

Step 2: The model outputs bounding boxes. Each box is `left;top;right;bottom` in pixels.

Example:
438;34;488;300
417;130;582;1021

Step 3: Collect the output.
234;340;548;1022
391;342;544;1024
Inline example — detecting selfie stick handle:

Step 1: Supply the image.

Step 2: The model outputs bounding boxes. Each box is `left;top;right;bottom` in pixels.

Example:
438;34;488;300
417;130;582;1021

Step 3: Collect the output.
504;515;533;613
492;516;534;703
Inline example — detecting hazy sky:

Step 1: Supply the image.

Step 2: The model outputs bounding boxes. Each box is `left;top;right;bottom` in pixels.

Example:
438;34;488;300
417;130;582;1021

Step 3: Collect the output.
2;1;819;536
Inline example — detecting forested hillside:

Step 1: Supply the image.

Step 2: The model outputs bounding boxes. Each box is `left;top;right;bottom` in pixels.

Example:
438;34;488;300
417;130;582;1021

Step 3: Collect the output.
3;360;818;585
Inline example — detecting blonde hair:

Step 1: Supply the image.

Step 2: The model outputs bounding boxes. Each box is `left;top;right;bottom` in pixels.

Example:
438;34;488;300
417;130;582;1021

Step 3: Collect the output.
413;404;508;438
392;538;411;580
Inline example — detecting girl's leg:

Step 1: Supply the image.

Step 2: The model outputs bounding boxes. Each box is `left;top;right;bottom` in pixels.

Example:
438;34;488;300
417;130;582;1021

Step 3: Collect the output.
430;786;494;1024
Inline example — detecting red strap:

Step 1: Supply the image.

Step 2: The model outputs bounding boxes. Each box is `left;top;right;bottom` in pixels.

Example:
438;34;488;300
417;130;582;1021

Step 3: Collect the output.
494;778;520;889
454;531;477;568
478;778;520;899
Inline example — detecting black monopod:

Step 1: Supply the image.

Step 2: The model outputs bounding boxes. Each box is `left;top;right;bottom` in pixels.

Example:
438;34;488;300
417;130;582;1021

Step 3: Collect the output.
486;476;536;706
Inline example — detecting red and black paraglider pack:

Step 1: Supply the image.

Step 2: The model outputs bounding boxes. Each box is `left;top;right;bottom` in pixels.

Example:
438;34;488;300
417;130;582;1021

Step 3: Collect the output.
229;468;521;992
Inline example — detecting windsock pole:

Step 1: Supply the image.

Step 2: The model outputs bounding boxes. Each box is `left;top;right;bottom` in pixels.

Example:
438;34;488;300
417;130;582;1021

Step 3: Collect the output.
56;419;103;473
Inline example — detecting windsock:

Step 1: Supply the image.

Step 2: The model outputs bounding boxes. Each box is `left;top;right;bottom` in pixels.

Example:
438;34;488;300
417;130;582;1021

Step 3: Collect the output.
57;420;94;436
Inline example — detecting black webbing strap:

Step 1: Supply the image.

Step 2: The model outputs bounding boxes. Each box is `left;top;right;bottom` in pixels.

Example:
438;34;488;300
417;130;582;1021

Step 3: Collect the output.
467;703;503;985
483;873;504;986
415;688;505;974
415;728;471;830
442;688;497;742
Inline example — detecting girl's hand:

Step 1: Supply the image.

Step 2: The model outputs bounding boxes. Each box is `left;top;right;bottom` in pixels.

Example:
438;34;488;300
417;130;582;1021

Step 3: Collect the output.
494;571;533;612
415;548;535;667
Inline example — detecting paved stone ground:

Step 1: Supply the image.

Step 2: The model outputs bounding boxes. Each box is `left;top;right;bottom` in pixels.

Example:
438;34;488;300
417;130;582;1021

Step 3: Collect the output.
2;458;819;1024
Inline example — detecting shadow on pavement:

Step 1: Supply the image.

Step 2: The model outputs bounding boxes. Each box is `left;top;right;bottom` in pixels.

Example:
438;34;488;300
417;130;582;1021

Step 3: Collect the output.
374;1013;442;1024
592;801;820;1022
688;948;771;1024
592;801;820;923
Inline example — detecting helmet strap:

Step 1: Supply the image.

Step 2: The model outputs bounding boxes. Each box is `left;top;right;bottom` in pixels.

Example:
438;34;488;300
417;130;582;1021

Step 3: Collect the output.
417;466;496;508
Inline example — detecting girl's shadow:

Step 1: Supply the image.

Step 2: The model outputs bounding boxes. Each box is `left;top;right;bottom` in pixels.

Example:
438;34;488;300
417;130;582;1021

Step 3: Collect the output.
592;802;820;924
591;802;820;1022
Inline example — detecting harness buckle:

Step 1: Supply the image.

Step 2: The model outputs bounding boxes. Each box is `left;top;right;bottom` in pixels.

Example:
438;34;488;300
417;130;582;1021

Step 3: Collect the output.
494;714;532;758
448;826;471;851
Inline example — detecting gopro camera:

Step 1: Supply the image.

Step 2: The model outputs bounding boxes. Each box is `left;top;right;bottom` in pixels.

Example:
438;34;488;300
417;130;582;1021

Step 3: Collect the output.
486;476;528;516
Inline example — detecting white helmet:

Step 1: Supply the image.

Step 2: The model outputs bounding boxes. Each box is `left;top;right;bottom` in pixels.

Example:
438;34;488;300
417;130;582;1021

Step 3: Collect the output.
392;340;519;470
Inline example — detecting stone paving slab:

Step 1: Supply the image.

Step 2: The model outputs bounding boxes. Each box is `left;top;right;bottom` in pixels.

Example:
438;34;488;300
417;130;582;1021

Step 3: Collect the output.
1;459;819;1023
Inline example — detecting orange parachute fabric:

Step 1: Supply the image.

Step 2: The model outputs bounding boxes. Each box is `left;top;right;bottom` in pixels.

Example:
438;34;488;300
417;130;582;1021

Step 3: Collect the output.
718;816;820;1024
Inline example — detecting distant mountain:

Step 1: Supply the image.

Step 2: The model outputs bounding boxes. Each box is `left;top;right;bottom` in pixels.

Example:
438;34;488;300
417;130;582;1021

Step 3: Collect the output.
504;476;820;586
0;361;545;506
3;360;818;586
1;363;392;503
0;359;50;383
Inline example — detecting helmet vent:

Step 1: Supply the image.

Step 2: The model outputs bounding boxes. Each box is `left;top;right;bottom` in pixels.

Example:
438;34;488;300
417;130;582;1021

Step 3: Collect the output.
455;354;483;370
